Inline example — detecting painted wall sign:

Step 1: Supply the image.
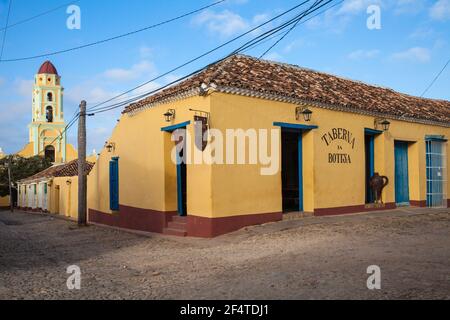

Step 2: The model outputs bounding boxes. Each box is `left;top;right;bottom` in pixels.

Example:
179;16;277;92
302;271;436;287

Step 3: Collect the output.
194;115;208;151
321;128;356;164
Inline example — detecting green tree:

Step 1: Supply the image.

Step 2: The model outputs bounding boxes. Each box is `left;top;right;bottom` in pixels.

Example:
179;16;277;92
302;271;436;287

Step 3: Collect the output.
0;155;53;197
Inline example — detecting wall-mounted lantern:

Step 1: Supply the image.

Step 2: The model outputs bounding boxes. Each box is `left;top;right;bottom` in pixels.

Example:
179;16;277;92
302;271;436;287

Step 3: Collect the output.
105;141;116;153
375;118;391;131
296;106;313;122
164;109;176;123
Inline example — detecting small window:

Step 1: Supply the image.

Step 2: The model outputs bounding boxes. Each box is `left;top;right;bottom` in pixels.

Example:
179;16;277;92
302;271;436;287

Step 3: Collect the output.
34;185;37;195
44;184;48;194
47;92;53;102
109;157;119;211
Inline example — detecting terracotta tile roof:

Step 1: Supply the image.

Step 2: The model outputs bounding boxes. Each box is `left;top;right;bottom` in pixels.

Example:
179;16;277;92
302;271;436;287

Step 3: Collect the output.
123;54;450;125
18;160;94;183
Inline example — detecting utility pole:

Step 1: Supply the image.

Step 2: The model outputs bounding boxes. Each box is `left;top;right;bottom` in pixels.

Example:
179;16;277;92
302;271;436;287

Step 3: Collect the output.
78;101;87;226
7;158;13;213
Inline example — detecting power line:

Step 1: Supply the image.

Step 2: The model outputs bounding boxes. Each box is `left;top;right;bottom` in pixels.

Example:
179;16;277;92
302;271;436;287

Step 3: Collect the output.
0;0;81;32
39;0;338;152
0;0;13;61
90;0;337;116
242;0;343;55
88;0;313;112
259;0;323;59
0;0;227;62
421;56;450;97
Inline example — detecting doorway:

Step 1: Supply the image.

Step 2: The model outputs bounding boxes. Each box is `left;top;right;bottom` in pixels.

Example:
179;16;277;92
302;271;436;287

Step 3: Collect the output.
162;122;189;217
364;134;375;203
176;137;187;216
394;141;410;206
281;130;302;212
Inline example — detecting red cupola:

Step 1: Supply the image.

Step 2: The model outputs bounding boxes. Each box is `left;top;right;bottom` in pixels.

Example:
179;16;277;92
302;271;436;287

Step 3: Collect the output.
38;61;58;75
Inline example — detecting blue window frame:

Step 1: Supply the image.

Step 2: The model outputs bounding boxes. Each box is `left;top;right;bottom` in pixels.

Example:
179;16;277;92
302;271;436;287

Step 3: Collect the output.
109;157;120;211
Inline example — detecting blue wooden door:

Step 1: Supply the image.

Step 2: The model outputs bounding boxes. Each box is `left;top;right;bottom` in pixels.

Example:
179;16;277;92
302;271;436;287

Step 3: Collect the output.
394;142;410;205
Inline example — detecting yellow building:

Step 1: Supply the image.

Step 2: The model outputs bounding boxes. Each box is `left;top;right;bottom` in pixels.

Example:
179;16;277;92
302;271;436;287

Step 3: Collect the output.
17;61;77;163
0;195;9;210
87;55;450;237
17;160;94;220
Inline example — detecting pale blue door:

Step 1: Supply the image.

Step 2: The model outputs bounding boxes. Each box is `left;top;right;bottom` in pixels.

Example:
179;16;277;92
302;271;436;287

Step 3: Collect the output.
395;141;410;205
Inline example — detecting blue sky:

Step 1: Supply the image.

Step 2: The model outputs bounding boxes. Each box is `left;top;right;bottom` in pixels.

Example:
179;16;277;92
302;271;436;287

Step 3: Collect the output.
0;0;449;154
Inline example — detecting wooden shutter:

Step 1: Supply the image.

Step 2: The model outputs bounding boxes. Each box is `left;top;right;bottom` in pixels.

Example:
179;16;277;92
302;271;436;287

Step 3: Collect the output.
109;158;119;211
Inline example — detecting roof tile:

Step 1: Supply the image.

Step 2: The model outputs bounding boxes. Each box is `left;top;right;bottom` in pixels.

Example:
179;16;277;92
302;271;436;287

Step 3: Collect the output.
123;54;450;125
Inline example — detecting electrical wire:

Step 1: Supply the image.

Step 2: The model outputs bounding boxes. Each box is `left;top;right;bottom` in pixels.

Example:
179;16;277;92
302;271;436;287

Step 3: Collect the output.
90;0;337;115
0;0;227;62
421;57;450;97
88;0;314;112
259;0;323;59
0;0;13;61
90;0;339;115
38;0;339;154
0;0;81;32
242;0;343;55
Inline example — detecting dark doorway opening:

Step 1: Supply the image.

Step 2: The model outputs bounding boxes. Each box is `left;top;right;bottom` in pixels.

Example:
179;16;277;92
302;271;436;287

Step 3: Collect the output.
45;146;55;163
364;134;375;203
281;130;300;213
11;187;18;208
177;144;187;216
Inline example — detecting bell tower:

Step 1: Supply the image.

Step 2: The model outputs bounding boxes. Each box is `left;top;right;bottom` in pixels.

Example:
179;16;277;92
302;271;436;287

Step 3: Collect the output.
29;61;67;163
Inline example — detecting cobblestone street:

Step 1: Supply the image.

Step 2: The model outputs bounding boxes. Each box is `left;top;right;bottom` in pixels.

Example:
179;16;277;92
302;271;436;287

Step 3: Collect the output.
0;207;449;300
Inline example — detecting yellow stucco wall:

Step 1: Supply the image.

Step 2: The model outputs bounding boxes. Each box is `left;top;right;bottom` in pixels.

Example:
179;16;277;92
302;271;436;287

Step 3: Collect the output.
16;142;77;163
87;90;449;220
0;196;10;208
49;177;79;220
211;92;449;213
87;95;213;217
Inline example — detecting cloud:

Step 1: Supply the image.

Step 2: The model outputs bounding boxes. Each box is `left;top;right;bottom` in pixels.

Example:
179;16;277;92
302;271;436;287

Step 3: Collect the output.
430;0;450;21
283;39;315;53
263;52;284;62
394;0;426;15
103;60;156;82
193;9;249;37
139;46;153;59
14;79;34;97
391;47;431;63
337;0;378;15
65;85;121;106
348;49;380;60
408;27;434;39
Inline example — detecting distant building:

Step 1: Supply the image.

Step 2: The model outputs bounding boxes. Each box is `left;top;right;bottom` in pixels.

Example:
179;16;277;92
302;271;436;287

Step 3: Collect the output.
17;160;94;220
17;61;77;163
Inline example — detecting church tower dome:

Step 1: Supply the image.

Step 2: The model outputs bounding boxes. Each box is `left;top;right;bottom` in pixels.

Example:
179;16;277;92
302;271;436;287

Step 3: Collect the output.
38;60;58;75
29;61;67;162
